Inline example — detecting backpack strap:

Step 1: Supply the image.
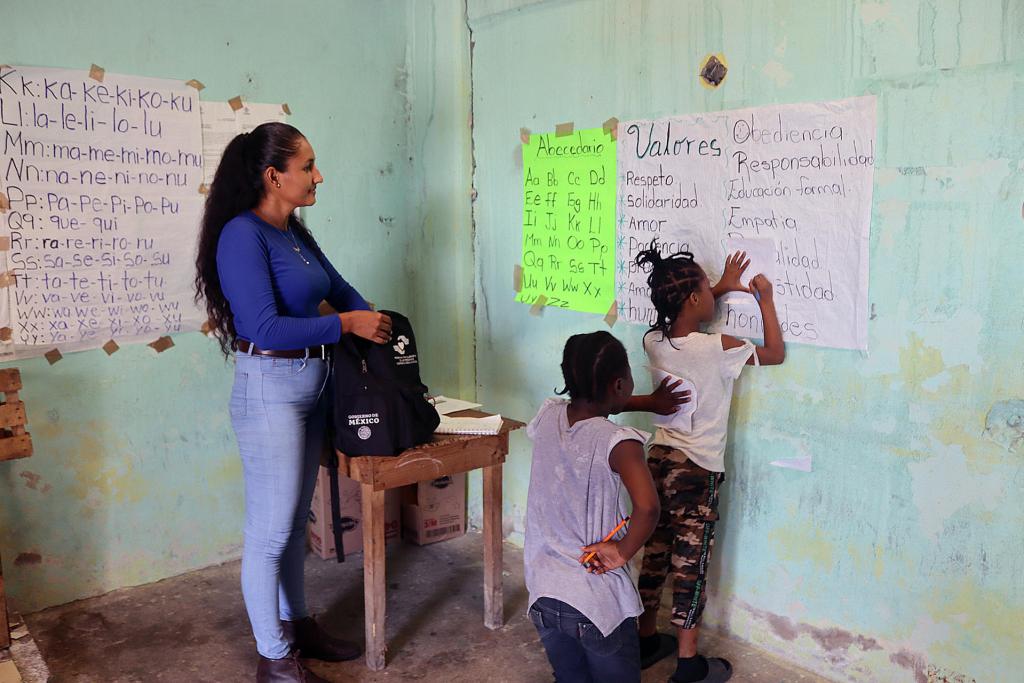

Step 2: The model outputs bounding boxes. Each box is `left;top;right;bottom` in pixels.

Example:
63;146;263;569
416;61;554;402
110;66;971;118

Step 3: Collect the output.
326;452;346;563
324;351;346;563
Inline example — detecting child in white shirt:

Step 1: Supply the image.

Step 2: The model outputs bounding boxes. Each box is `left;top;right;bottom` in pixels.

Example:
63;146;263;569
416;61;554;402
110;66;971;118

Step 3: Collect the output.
634;243;785;683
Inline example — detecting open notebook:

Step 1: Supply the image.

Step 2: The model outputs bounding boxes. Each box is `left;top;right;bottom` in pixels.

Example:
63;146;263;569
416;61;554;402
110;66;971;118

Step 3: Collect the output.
434;414;503;435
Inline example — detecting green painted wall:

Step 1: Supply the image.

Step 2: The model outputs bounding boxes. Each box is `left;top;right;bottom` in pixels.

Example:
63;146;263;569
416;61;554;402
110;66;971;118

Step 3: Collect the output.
404;0;492;520
406;1;476;403
0;0;415;610
466;1;1024;682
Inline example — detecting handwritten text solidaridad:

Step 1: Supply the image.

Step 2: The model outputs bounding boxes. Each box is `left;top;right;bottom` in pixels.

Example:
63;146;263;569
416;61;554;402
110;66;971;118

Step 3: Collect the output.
518;128;617;315
615;96;876;350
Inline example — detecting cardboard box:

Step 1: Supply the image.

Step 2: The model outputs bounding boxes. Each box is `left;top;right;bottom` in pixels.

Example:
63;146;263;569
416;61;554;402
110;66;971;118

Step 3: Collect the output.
308;466;400;560
401;473;467;546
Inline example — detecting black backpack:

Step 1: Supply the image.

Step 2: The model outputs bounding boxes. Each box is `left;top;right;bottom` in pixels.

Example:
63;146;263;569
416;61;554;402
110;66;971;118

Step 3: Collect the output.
331;310;440;455
323;310;440;562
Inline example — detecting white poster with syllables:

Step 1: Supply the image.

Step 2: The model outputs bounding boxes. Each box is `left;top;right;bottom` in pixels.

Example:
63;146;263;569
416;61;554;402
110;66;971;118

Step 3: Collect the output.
0;65;207;358
615;96;876;351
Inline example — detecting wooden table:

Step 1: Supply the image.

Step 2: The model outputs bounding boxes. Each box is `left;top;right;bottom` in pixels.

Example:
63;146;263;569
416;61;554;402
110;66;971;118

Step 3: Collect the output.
336;410;525;671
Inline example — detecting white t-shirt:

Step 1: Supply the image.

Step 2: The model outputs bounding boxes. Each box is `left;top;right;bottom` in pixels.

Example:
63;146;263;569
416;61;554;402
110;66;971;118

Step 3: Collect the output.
644;331;754;472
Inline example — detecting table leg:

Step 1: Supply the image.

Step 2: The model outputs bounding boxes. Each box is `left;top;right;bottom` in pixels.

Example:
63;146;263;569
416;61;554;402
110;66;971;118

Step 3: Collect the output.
362;485;386;670
482;463;503;629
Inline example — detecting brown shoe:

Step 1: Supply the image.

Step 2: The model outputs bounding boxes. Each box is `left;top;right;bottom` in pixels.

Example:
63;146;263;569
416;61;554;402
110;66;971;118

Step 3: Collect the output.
256;650;330;683
282;616;362;662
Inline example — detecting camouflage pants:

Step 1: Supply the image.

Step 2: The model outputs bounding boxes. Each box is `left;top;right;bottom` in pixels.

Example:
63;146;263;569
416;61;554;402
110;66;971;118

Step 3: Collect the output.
638;445;724;629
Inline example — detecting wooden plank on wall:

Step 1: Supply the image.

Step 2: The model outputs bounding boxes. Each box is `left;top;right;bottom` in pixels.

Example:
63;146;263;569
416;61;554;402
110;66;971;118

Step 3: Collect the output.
0;370;21;394
0;435;32;462
0;550;10;650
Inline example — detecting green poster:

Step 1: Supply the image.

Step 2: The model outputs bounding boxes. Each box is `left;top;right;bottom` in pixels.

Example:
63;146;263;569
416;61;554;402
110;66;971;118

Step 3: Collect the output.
517;127;616;315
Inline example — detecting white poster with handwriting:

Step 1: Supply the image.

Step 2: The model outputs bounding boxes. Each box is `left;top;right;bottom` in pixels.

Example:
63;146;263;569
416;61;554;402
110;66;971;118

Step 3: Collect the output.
0;66;206;357
616;96;876;350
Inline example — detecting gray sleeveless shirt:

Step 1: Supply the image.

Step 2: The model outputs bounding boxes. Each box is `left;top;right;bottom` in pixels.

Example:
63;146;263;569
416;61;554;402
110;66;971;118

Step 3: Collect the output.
524;399;650;636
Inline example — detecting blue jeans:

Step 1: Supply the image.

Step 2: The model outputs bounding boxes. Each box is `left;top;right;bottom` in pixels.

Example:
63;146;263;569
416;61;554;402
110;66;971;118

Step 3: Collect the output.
230;352;329;659
529;598;641;683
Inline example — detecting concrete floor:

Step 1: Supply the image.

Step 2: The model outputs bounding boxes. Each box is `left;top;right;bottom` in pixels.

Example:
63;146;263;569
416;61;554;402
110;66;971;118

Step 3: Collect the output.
25;532;831;683
3;611;50;683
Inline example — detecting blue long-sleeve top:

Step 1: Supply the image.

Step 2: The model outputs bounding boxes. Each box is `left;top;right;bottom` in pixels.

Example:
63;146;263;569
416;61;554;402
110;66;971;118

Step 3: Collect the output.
216;211;369;349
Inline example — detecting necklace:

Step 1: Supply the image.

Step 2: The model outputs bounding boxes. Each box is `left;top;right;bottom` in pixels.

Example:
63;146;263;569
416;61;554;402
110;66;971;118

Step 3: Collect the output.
253;209;311;266
283;228;311;266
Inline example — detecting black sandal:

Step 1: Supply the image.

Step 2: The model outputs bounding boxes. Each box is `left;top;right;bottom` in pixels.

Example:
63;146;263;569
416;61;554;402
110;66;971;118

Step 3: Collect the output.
641;632;678;669
670;656;733;683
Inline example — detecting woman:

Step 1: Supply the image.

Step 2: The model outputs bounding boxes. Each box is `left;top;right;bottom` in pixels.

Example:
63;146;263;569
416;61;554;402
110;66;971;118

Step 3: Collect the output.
195;122;390;683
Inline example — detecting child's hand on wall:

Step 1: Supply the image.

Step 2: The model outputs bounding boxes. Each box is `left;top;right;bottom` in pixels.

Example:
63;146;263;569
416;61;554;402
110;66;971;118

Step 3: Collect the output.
716;250;751;295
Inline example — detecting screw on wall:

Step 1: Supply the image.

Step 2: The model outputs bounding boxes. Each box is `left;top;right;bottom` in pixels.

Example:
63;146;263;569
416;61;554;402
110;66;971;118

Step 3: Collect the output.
699;54;728;88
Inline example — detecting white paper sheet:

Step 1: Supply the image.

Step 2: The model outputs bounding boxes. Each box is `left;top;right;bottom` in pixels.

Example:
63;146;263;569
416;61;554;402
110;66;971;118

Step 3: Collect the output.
199;101;238;187
430;396;484;415
720;236;777;305
648;367;697;432
200;100;288;187
234;102;287;134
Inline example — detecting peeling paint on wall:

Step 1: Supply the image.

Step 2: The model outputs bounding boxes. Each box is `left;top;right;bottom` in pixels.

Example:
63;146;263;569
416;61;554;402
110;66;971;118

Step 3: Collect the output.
13;552;41;567
889;648;928;683
761;60;793;86
925;665;976;683
907;439;1007;539
983;399;1024;453
738;600;883;667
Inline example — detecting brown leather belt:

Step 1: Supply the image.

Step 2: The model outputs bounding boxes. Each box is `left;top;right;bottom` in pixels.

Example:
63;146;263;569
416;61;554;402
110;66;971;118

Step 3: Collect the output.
234;340;329;360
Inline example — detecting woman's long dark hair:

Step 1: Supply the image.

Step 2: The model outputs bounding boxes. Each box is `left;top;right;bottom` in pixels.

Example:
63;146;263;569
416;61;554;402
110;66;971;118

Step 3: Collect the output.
194;122;323;356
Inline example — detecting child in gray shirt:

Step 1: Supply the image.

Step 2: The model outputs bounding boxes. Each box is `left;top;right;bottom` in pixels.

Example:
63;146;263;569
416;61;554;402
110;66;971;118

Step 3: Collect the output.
525;331;680;683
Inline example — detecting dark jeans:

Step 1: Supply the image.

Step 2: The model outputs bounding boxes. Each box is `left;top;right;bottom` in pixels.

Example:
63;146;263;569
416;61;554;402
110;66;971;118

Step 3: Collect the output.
529;597;640;683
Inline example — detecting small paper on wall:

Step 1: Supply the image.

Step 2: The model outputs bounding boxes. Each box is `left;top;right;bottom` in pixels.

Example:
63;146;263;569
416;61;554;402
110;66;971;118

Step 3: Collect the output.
235;101;289;134
769;456;813;472
720;236;777;305
199;101;238;188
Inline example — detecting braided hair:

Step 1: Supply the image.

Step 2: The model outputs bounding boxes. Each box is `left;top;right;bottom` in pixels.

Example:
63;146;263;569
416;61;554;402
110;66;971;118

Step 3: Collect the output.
634;239;706;339
556;331;629;403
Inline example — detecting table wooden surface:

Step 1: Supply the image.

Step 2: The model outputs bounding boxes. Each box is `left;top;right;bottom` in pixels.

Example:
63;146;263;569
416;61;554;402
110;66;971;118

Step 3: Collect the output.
336;410;525;670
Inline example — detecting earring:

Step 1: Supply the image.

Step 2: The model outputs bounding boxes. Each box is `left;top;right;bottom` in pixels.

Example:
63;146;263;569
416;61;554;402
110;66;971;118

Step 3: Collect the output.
274;181;281;188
